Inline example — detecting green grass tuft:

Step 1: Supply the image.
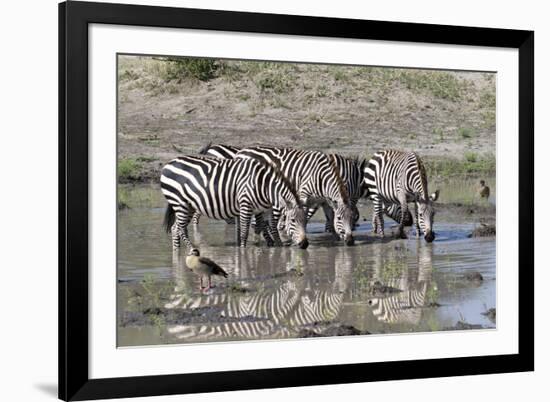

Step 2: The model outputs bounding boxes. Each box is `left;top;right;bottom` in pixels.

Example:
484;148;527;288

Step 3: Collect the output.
425;153;495;178
458;127;474;139
157;57;219;82
118;158;142;181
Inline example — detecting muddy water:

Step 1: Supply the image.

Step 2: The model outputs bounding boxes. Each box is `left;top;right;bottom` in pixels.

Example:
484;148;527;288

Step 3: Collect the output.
117;182;496;347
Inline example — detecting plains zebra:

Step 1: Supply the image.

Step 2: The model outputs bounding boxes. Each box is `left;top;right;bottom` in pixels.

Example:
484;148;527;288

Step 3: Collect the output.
363;150;439;242
160;155;308;249
305;155;413;231
303;154;366;233
198;143;412;232
236;146;355;245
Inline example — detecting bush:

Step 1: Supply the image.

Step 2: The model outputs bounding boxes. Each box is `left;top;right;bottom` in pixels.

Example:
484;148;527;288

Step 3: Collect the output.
118;158;142;181
159;58;218;82
458;127;474;139
464;152;477;163
398;70;465;101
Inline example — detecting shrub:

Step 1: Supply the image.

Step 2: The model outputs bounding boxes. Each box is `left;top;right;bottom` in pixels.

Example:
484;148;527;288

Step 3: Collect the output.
118;158;142;180
458;127;474;139
159;57;218;82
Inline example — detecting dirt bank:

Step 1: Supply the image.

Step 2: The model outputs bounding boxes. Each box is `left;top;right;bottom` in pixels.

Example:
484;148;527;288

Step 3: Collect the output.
117;56;496;183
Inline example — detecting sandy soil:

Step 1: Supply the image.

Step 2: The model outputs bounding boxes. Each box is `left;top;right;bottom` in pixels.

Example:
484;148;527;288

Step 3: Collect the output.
117;56;496;182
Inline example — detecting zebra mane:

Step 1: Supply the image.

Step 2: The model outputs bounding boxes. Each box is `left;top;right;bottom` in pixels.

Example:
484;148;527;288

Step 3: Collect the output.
414;153;430;201
197;141;212;155
246;154;302;206
326;154;350;204
344;154;367;170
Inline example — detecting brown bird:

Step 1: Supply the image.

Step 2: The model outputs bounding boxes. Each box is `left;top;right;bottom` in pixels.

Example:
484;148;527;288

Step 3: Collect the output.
185;249;228;291
478;180;490;199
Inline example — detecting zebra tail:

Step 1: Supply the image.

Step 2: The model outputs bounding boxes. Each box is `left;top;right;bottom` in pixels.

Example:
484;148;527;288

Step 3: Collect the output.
197;141;212;155
163;204;176;233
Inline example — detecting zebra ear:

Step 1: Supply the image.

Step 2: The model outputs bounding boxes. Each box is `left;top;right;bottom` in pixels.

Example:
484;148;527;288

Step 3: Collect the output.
430;189;440;202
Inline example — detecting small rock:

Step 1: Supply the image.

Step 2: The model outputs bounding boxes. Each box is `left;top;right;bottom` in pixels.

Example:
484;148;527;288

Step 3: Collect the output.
323;325;367;337
143;307;163;315
298;325;370;338
464;272;484;282
117;201;130;210
445;321;484;331
469;224;496;238
482;308;496;321
298;329;322;338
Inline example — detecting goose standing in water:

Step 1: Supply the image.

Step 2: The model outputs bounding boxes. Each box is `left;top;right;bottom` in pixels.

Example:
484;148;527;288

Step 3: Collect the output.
185;249;228;291
478;180;490;200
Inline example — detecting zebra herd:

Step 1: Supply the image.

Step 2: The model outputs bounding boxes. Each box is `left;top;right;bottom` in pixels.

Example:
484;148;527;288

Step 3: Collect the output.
160;143;439;251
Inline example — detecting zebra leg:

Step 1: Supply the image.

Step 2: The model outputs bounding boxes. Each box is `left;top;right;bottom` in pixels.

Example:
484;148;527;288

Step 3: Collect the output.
397;200;409;239
413;202;421;238
270;208;284;246
372;198;385;237
238;208;253;247
234;216;241;246
351;200;360;229
173;207;194;250
191;211;201;225
306;206;318;223
321;203;336;233
254;213;275;246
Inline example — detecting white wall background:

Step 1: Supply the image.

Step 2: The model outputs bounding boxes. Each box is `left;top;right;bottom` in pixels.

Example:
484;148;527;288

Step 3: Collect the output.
0;0;545;401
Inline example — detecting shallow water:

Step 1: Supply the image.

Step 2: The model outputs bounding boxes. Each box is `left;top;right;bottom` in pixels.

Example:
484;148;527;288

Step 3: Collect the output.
117;183;496;346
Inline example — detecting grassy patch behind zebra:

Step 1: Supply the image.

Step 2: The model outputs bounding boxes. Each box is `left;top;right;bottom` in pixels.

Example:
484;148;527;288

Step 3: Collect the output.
119;56;476;101
118;55;496;185
424;152;495;179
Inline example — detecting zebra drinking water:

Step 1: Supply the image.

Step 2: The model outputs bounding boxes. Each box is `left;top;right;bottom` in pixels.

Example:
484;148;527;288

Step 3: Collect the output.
303;154;366;233
198;143;412;233
160;155;309;249
236;146;356;246
363;150;439;242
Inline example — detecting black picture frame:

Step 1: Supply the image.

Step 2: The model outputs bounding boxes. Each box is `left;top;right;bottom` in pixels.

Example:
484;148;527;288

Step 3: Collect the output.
59;1;534;400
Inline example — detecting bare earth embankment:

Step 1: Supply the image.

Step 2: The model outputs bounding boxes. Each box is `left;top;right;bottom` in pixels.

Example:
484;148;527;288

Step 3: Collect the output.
117;56;496;183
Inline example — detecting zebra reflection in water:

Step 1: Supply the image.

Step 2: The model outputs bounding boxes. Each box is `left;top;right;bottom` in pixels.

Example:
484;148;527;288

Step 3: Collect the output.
365;242;434;325
163;247;353;343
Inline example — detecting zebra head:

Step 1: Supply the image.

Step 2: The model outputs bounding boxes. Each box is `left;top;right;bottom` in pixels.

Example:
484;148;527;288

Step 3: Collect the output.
416;190;440;242
333;202;355;246
280;200;309;249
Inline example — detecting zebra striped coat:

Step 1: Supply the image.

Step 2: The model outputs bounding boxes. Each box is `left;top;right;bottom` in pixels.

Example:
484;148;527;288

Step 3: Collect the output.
235;146;356;245
160;155;308;249
363;150;439;242
198;143;412;231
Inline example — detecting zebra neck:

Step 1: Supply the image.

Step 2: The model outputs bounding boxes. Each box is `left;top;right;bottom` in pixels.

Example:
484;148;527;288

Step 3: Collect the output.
270;184;297;209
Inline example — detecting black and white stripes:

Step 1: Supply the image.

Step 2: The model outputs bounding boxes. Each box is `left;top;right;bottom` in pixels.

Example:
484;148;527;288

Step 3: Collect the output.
364;150;439;242
161;155;308;249
235;146;356;245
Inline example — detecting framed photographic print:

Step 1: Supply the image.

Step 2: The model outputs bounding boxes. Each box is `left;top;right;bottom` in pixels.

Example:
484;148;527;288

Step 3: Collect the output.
59;1;534;400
